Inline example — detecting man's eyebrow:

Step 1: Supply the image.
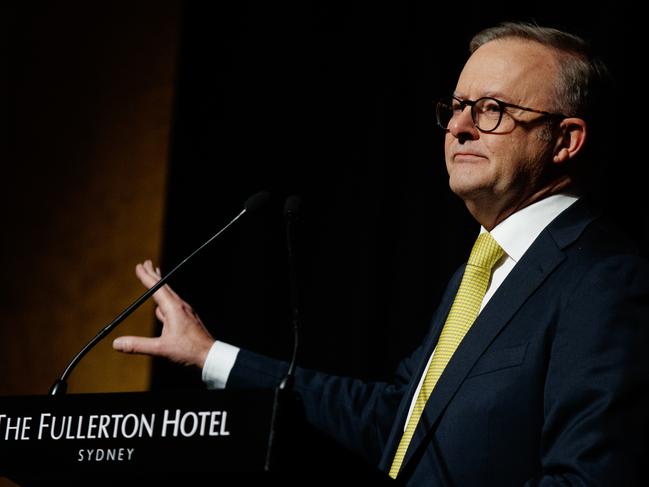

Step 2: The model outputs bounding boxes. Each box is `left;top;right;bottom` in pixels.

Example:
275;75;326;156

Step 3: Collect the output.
453;91;512;102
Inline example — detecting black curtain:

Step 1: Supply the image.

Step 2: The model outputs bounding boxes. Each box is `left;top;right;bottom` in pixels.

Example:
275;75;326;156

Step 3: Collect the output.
152;1;647;392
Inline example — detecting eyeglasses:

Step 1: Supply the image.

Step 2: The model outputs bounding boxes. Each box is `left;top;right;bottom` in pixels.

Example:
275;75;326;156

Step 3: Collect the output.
436;96;568;133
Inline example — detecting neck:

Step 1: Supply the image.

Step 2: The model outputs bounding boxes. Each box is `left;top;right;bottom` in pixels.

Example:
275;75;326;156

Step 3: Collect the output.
466;176;574;231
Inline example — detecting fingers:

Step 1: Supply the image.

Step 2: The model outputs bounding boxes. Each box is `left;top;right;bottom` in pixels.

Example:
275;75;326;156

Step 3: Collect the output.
155;305;165;322
136;260;162;287
122;259;215;368
136;260;181;300
135;261;177;310
113;336;162;356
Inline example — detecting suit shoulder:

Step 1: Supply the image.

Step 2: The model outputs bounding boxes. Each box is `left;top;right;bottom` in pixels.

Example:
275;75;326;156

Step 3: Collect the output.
566;214;647;264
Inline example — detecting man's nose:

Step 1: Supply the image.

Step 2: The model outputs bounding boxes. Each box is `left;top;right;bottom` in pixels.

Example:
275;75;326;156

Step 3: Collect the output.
448;106;479;140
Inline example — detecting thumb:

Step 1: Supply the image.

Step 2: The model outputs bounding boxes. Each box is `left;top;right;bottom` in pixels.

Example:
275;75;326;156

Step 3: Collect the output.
113;336;161;356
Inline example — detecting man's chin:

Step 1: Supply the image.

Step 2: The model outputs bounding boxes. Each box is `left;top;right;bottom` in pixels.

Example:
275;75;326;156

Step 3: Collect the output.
448;179;490;201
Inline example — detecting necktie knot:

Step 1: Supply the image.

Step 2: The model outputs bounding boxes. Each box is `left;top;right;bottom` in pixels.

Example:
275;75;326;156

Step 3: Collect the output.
467;232;504;270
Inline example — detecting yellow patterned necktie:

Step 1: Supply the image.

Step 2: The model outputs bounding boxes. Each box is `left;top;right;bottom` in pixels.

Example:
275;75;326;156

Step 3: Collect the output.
389;232;504;479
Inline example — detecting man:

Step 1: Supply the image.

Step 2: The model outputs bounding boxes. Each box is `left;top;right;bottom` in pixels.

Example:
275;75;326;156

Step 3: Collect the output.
114;22;649;485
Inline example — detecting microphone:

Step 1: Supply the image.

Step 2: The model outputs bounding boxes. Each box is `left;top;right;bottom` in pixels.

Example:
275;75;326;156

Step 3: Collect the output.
279;195;302;390
48;190;271;396
265;194;303;471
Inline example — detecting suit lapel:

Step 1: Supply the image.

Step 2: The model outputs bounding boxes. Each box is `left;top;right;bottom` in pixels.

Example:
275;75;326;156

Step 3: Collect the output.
398;199;598;471
378;266;463;471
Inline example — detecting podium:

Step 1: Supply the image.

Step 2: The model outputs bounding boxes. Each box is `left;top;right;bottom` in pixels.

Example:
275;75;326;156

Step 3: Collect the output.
0;389;393;485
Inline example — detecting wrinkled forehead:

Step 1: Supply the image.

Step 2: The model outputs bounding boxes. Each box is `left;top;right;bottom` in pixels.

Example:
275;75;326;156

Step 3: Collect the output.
455;38;560;105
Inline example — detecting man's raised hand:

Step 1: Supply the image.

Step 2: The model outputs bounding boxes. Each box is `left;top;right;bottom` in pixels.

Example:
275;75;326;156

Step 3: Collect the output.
112;260;215;369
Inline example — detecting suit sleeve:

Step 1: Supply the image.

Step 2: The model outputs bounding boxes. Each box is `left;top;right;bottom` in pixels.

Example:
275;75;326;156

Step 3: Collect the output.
527;255;649;486
227;340;428;465
226;266;461;467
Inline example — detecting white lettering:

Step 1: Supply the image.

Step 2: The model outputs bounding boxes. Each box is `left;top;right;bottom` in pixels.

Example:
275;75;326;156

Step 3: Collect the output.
180;411;198;437
50;415;65;440
5;416;22;440
209;411;230;436
161;409;180;437
0;416;33;440
20;416;32;440
75;415;86;439
110;414;124;437
197;411;210;436
98;415;111;438
220;411;230;436
87;415;98;439
209;411;220;436
38;413;51;440
140;414;155;438
65;415;75;439
77;448;136;462
121;414;139;439
33;413;157;441
4;416;18;440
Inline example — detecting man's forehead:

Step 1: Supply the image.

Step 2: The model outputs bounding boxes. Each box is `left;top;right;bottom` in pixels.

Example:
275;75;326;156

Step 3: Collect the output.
455;38;559;101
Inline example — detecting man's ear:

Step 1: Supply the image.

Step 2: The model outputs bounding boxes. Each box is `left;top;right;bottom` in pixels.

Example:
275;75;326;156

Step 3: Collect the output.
553;118;587;164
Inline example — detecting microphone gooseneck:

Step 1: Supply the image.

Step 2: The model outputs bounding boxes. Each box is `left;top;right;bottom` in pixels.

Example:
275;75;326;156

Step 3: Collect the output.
48;190;271;396
265;194;303;471
279;195;302;390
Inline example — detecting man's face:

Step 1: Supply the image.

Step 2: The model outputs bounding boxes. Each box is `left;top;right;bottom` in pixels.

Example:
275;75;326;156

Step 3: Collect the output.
444;38;561;220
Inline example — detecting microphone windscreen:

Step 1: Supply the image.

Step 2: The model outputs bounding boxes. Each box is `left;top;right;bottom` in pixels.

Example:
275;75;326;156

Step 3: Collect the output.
284;195;302;218
244;190;271;212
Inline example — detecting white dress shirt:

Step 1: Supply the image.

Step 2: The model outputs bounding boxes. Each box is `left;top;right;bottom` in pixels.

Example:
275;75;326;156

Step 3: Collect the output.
202;194;580;423
402;193;578;427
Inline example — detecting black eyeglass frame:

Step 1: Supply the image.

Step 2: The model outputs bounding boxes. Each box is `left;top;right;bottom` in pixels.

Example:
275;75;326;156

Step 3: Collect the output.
436;95;570;133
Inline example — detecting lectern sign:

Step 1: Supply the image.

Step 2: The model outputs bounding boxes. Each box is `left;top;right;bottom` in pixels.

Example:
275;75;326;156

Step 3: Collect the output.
0;389;276;474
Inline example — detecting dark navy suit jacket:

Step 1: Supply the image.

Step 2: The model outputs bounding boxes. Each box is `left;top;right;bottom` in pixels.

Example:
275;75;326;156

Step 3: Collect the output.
228;200;649;485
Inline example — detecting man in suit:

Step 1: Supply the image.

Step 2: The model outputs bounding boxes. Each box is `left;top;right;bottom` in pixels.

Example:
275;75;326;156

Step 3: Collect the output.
114;22;649;485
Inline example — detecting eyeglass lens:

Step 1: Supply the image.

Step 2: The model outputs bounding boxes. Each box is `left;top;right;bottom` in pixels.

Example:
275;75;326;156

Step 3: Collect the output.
436;98;504;132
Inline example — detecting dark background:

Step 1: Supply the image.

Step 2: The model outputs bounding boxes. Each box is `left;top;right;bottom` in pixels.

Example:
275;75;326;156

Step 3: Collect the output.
154;0;647;390
2;0;647;479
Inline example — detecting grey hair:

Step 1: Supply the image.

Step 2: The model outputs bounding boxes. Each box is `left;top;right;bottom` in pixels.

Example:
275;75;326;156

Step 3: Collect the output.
469;22;608;120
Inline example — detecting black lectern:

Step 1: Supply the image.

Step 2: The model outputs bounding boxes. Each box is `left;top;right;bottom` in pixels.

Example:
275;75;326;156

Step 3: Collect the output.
0;390;281;473
0;389;393;485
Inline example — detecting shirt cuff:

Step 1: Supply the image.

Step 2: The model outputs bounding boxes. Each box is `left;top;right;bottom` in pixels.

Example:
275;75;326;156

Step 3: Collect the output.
201;341;240;389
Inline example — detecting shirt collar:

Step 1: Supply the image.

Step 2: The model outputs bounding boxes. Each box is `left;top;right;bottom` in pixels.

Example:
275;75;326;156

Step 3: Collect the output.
481;193;579;263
